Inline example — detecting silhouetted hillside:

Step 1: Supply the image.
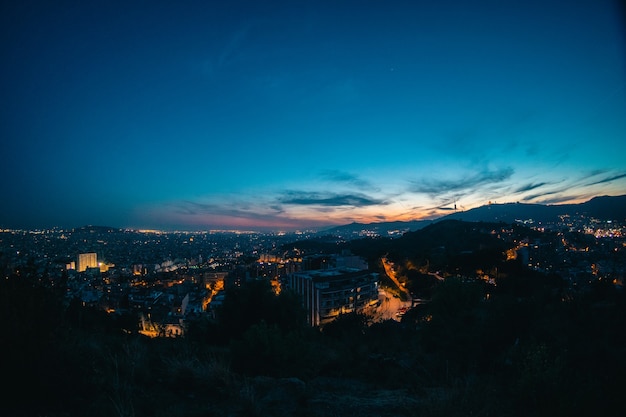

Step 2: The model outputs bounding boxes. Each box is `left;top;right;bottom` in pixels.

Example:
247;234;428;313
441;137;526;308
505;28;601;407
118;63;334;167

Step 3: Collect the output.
322;219;433;236
388;219;507;255
578;194;626;220
442;194;626;224
345;220;511;282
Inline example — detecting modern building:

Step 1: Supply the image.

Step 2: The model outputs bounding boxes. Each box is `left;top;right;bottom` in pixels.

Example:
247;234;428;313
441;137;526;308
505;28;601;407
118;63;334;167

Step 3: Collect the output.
77;252;98;272
288;268;379;326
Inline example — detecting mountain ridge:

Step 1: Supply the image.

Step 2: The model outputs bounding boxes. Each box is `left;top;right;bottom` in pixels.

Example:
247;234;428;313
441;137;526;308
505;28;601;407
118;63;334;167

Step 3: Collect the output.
323;194;626;236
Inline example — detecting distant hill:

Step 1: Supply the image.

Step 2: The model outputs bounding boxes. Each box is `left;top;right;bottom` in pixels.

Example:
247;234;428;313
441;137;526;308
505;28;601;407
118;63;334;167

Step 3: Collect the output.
326;195;626;237
442;195;626;224
321;219;434;236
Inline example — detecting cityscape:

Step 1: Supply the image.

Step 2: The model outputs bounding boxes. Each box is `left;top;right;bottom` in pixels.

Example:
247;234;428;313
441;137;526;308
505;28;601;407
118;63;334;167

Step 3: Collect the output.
2;1;626;416
3;201;625;335
2;197;626;415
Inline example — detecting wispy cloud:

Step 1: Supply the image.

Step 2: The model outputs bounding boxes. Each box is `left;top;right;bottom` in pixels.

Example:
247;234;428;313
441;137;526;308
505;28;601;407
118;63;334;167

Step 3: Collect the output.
173;200;282;221
535;194;591;205
514;182;549;193
522;189;563;202
318;169;374;190
279;190;386;207
583;171;626;186
516;168;626;205
410;167;514;197
152;185;392;230
587;169;609;177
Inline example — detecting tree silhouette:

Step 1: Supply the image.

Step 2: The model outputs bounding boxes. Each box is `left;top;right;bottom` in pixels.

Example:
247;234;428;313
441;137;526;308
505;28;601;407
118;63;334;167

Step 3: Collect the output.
217;279;306;340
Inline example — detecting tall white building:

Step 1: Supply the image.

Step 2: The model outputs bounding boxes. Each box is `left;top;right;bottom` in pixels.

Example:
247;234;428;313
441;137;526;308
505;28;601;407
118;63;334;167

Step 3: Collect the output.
77;252;97;272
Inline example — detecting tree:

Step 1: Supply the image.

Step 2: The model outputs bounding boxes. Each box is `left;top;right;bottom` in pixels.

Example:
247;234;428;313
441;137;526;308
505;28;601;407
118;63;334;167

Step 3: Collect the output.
217;279;306;341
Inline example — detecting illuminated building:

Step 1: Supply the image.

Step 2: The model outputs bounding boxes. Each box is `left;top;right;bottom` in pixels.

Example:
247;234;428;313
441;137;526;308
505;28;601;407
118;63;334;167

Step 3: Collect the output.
77;252;98;272
288;268;379;326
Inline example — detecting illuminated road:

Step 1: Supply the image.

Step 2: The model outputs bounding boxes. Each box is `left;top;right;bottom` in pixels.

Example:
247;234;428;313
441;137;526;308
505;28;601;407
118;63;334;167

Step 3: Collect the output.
381;257;412;300
363;257;412;321
379;290;412;321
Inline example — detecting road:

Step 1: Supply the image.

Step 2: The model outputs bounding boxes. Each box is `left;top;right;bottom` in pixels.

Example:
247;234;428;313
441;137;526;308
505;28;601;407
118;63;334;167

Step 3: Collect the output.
381;257;412;300
361;257;412;321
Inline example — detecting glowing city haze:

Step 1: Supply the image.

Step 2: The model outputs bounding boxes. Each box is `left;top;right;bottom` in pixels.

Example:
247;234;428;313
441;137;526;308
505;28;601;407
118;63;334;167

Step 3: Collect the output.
1;0;625;231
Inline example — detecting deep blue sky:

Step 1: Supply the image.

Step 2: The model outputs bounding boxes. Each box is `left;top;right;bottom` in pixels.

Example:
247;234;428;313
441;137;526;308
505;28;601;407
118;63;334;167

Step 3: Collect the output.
2;0;625;231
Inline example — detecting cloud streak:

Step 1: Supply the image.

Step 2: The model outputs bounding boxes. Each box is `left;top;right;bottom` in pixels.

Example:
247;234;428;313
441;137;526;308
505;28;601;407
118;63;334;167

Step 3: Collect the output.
318;169;374;190
279;191;386;207
409;167;514;197
173;200;282;221
514;182;549;193
522;189;563;202
584;172;626;187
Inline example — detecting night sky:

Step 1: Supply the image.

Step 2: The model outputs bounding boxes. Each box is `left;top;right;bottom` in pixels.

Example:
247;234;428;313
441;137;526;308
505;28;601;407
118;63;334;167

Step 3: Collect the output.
2;0;625;231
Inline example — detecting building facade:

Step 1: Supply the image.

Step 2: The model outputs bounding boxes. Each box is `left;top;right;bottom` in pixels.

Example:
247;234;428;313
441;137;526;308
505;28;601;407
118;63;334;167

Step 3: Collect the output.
77;252;98;272
288;268;379;326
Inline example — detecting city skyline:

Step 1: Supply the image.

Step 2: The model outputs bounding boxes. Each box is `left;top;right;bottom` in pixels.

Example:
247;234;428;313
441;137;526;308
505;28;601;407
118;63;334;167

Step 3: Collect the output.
2;0;625;231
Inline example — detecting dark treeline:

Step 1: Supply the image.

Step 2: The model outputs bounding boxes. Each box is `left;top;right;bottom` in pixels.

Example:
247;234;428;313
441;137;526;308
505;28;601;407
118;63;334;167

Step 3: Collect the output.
2;229;626;416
